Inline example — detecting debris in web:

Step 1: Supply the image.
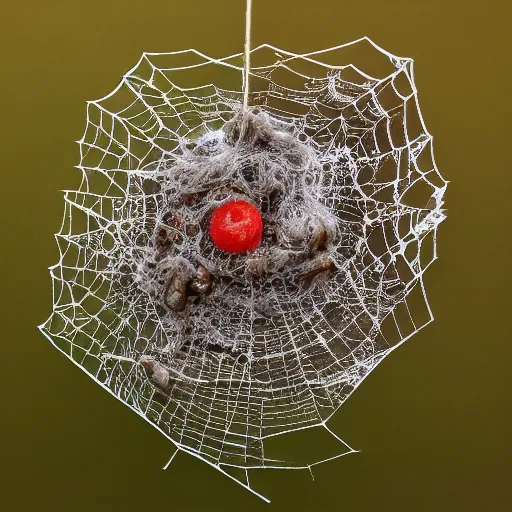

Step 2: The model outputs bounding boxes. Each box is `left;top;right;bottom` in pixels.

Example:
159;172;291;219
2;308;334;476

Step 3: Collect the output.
39;38;447;501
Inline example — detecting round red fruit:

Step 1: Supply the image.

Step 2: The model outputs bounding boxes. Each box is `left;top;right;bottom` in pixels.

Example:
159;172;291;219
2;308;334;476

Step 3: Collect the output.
209;200;263;253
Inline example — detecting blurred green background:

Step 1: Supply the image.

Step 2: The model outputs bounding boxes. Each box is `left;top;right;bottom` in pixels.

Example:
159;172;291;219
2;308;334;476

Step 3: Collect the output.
1;0;510;510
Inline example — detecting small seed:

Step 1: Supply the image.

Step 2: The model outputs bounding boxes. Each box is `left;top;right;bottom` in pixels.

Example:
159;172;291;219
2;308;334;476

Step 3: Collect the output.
164;274;189;312
189;265;212;296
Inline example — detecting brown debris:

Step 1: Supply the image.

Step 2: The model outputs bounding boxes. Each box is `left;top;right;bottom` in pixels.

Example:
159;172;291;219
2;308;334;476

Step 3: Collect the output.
299;258;336;291
309;227;328;256
164;264;213;312
140;358;171;392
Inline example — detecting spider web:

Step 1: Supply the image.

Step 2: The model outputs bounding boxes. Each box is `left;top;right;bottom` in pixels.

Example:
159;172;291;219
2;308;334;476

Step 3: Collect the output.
40;37;447;501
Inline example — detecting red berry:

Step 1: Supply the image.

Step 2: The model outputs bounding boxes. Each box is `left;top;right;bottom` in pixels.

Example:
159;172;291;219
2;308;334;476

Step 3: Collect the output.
209;200;263;253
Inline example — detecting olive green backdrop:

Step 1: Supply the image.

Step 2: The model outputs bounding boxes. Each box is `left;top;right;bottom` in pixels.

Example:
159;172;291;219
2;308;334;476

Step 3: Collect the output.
1;0;510;510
